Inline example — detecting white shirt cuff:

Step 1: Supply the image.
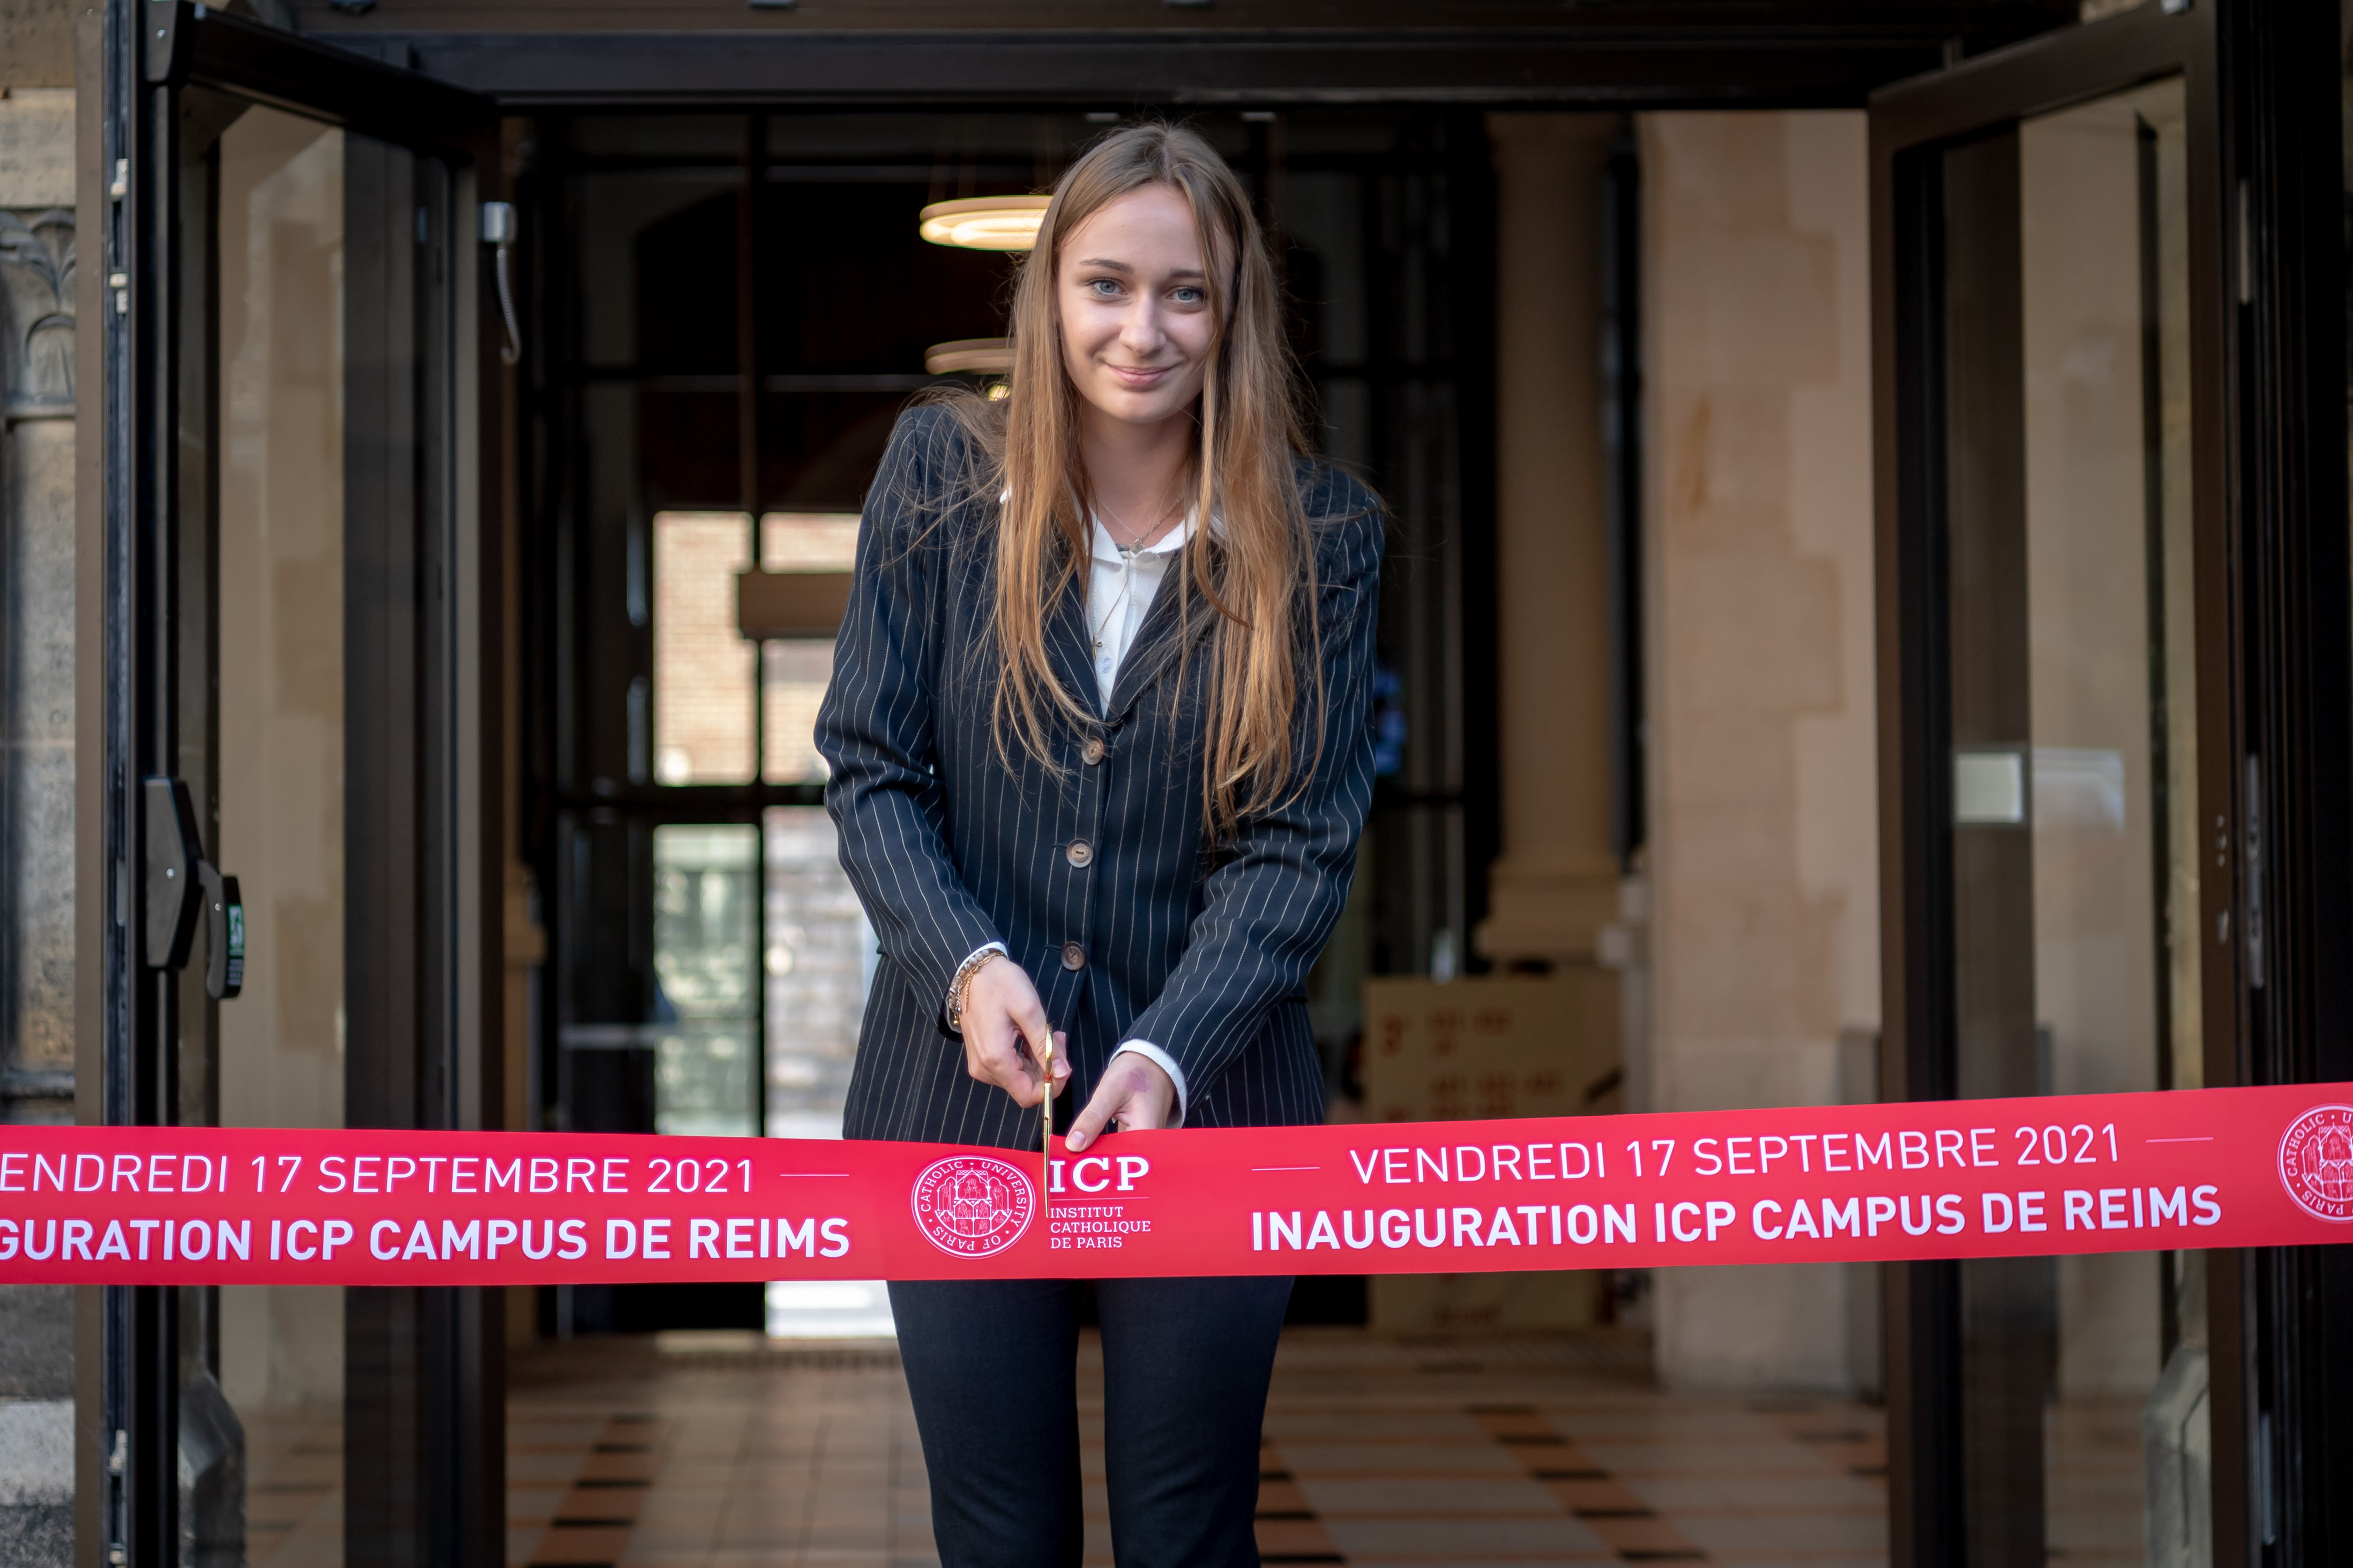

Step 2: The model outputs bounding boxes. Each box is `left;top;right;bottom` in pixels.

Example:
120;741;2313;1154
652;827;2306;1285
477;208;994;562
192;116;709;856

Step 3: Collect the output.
1111;1040;1188;1127
945;942;1008;1032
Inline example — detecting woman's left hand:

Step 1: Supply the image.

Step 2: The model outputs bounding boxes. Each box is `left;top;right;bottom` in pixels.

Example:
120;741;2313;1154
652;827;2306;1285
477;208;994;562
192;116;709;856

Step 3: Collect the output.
1064;1052;1176;1151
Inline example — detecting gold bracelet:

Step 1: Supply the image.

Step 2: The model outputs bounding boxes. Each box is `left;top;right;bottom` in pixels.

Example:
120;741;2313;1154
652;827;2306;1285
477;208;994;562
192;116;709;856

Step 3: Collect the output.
946;948;1003;1033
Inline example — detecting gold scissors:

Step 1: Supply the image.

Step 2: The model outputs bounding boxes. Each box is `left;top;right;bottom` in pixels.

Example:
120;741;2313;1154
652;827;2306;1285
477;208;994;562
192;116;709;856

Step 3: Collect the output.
1038;1037;1055;1227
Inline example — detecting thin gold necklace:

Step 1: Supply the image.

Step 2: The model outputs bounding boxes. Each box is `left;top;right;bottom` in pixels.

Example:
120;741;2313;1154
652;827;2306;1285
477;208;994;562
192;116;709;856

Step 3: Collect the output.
1089;493;1185;658
1096;483;1186;550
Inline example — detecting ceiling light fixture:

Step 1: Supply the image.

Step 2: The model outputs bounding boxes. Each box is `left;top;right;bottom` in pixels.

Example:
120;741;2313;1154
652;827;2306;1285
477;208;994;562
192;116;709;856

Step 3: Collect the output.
918;195;1050;251
924;338;1013;375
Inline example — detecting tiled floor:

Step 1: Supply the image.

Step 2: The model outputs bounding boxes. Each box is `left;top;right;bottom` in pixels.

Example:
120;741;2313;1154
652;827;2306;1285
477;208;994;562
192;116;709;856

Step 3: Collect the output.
243;1406;345;1567
2045;1396;2151;1566
237;1325;2165;1566
507;1336;932;1567
1245;1334;1887;1567
498;1329;1894;1567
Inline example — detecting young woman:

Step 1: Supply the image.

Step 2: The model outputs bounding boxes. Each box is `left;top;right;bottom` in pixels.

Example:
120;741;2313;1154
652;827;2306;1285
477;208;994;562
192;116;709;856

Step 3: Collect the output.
818;122;1382;1567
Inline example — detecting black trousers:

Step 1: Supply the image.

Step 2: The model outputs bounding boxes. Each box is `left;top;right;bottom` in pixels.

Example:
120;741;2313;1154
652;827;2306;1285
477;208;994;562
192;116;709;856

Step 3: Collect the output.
888;1275;1294;1568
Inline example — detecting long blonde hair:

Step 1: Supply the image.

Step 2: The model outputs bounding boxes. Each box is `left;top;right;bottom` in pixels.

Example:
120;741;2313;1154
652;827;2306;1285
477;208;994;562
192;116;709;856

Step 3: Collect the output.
933;122;1318;838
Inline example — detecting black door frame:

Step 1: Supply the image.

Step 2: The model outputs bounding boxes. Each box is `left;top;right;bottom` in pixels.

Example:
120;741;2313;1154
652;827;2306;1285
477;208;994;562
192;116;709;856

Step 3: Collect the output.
279;10;2078;110
1869;3;2350;1564
82;5;508;1564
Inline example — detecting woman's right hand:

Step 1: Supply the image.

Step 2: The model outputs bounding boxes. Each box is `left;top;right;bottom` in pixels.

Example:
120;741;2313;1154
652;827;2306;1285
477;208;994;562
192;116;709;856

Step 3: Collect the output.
959;957;1070;1109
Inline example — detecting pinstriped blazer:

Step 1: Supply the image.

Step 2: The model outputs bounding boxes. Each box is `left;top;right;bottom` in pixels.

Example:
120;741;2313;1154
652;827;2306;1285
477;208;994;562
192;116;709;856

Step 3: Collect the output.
819;404;1383;1152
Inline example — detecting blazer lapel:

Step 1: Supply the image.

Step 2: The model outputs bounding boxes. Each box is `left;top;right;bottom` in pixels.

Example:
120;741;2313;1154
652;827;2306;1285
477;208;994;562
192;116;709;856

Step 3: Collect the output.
1044;580;1099;712
1104;574;1213;721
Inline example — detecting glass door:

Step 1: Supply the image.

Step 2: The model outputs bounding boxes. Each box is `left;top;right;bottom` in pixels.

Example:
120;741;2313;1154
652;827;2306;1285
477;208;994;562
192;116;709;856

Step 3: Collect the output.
1937;78;2207;1566
1869;2;2353;1563
97;6;503;1563
1869;7;2236;1566
201;103;355;1567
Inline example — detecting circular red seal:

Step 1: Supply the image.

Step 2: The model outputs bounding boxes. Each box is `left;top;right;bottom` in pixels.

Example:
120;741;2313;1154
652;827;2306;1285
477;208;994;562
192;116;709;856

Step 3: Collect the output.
910;1155;1036;1258
2277;1104;2353;1223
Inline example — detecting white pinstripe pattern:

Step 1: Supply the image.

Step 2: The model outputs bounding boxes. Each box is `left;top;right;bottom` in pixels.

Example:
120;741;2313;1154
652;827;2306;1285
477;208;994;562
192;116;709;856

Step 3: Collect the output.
819;406;1384;1152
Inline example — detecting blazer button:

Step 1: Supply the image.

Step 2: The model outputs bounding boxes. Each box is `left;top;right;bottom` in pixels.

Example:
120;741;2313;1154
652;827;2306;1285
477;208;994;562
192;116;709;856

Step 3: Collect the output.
1082;737;1106;765
1061;941;1087;971
1066;839;1094;868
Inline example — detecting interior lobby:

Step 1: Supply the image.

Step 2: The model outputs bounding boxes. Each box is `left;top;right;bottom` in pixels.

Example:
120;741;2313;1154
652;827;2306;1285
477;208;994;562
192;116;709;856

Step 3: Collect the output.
1;2;2347;1564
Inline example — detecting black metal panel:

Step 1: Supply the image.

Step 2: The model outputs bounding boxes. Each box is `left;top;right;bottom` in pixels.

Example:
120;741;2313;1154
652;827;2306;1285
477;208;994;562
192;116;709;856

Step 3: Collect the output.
1600;126;1644;871
1873;129;1964;1568
144;2;496;151
350;27;2028;111
1444;112;1502;966
1868;1;2197;144
340;130;507;1568
2220;0;2353;1556
100;0;191;1555
1885;1259;1962;1568
342;125;434;1568
293;0;2070;32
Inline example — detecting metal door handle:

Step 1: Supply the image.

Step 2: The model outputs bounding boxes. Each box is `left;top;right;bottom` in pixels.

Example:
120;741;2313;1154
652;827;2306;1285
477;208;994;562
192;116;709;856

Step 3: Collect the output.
141;776;243;998
482;201;521;365
200;862;243;1001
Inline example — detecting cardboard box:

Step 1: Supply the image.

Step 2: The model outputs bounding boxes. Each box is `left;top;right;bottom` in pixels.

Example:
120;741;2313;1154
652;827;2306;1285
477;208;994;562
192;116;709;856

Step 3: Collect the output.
1362;972;1622;1124
1359;973;1622;1334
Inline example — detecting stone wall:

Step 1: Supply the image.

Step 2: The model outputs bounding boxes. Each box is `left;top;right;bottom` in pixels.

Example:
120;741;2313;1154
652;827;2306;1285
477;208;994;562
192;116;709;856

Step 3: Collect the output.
0;79;76;1567
0;1;76;91
0;89;74;1122
1637;111;1881;1392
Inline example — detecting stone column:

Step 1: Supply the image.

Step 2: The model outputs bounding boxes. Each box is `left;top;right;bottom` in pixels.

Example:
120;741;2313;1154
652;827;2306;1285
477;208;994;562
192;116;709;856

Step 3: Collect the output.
1393;114;1625;1337
0;81;79;1568
1475;115;1623;969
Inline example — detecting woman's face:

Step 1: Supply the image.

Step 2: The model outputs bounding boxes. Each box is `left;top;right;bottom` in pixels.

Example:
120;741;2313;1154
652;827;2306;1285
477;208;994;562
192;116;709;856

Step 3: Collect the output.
1055;184;1221;430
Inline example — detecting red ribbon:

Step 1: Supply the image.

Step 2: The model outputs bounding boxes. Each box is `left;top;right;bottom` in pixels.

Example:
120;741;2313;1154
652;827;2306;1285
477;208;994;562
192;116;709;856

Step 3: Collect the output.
1;1084;2345;1285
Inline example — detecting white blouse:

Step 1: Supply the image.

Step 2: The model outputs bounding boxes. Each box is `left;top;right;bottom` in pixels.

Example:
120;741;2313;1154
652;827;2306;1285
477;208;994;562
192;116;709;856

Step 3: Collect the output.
1085;513;1197;709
